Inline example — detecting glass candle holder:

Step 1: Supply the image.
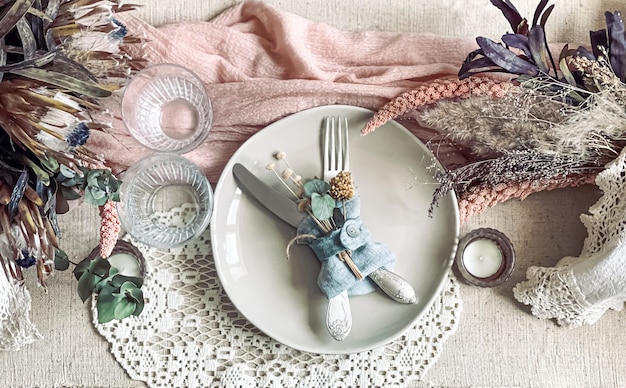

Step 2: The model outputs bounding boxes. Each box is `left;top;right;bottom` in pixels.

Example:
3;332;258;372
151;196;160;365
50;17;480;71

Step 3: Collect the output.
455;228;515;287
116;153;214;248
87;240;146;278
121;63;213;154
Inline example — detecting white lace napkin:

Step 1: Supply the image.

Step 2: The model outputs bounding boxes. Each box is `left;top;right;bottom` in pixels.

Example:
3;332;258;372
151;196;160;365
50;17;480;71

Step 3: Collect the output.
514;147;626;326
92;206;462;387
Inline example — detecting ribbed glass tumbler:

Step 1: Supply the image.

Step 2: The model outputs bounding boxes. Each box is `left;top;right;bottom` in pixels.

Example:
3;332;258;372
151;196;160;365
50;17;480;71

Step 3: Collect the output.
117;153;213;248
121;63;213;154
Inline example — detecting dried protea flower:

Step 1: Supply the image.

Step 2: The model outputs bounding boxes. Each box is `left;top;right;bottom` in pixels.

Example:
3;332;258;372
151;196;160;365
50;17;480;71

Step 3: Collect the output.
48;0;145;81
330;171;354;200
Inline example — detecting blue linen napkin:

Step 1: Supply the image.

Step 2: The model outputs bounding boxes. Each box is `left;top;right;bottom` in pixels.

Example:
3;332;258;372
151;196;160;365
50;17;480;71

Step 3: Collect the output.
296;194;396;298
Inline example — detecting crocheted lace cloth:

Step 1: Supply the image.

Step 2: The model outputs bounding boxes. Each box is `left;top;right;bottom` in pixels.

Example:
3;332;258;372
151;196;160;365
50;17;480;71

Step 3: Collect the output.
0;275;42;351
513;146;626;326
92;206;462;387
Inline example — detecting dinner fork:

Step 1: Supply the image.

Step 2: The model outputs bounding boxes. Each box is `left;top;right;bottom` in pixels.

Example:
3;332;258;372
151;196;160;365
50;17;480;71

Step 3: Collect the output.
323;116;352;341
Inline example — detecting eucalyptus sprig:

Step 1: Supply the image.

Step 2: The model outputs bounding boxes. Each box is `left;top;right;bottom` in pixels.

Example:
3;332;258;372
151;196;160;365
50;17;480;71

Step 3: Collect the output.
55;240;145;324
56;166;121;205
73;257;144;324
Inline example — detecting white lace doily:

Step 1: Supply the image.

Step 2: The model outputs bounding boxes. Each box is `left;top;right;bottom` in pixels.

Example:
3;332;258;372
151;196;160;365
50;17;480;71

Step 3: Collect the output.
93;206;462;387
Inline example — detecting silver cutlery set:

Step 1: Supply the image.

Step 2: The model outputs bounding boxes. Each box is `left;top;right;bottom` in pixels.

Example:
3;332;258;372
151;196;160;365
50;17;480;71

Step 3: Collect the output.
232;116;417;341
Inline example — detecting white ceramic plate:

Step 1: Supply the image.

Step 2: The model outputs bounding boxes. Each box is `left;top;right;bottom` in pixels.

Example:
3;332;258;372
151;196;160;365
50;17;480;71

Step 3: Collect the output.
210;105;459;354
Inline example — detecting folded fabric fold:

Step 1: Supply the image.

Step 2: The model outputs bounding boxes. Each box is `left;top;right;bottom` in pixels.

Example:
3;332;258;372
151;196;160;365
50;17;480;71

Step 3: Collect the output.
297;194;396;298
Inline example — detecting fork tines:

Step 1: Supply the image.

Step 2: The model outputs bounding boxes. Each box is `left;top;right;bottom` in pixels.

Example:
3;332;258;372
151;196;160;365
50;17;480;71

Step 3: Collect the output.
324;116;349;175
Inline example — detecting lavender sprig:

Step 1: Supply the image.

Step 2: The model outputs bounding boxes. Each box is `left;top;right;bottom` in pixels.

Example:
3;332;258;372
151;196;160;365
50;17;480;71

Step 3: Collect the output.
430;150;603;214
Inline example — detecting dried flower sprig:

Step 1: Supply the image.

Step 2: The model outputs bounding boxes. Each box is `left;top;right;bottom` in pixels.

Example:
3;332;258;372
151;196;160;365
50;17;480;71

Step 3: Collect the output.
98;200;121;259
421;78;626;164
361;77;512;135
329;171;354;201
269;151;363;279
430;150;602;215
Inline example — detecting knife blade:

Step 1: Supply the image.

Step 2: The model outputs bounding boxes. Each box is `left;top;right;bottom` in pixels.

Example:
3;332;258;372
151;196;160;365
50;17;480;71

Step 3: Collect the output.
233;163;305;227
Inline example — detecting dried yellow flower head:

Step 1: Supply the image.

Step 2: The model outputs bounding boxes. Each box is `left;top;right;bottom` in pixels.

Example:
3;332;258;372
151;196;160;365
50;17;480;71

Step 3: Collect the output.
329;171;354;200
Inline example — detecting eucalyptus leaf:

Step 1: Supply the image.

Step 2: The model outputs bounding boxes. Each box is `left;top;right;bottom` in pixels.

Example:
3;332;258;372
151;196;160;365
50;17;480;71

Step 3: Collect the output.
58;163;76;178
53;248;69;271
114;300;137;321
60;186;81;201
303;179;330;198
110;274;144;289
311;192;335;220
96;292;121;323
74;257;111;302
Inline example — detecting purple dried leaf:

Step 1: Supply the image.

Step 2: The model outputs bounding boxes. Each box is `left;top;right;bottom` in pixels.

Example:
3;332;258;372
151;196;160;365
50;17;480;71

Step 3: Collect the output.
458;56;499;79
501;33;531;58
490;0;528;34
605;11;626;81
575;46;597;60
589;29;607;59
477;36;539;76
539;4;555;27
528;26;550;73
531;0;549;26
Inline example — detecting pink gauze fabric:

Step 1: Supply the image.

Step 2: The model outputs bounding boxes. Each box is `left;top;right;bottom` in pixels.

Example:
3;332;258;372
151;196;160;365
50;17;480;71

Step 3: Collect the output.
89;0;479;183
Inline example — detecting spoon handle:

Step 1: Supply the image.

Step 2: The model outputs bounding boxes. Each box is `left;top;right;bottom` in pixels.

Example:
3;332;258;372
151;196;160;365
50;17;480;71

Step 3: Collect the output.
369;268;418;304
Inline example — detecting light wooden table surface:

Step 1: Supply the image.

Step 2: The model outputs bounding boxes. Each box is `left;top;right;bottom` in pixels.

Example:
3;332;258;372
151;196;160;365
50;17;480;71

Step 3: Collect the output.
1;1;625;387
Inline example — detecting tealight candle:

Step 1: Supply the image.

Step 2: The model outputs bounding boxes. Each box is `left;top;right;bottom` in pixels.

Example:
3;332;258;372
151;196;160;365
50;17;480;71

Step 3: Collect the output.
455;228;515;287
107;252;142;277
462;239;503;278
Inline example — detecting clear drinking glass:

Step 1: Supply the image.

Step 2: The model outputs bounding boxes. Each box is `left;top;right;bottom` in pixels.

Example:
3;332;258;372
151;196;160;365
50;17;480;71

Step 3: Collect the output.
116;153;214;248
121;63;213;154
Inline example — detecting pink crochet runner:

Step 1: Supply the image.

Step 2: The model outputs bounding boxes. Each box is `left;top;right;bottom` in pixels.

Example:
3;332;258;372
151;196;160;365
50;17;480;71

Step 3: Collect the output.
89;1;592;222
